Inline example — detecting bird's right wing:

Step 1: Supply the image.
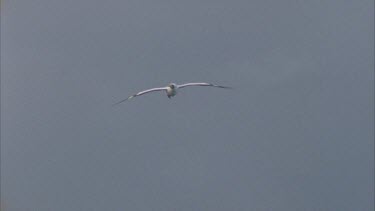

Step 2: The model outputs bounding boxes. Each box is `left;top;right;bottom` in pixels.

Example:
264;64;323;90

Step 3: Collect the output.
113;87;168;105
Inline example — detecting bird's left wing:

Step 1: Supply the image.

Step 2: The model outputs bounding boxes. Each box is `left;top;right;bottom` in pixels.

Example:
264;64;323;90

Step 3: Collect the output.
177;82;231;89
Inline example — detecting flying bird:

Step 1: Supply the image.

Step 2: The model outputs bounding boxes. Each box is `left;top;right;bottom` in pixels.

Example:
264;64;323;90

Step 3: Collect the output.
113;82;231;105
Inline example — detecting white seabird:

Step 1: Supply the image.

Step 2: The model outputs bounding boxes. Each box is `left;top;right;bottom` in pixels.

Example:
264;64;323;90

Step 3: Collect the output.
113;82;231;105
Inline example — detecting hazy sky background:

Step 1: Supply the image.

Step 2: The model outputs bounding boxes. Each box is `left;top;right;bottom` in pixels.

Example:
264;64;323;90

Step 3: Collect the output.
1;0;374;210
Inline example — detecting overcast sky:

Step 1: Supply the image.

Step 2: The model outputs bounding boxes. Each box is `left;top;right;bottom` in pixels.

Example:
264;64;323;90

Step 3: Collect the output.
1;0;374;210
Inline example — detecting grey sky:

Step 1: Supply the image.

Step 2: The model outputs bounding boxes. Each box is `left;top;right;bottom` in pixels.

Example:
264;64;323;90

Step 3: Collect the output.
1;0;374;210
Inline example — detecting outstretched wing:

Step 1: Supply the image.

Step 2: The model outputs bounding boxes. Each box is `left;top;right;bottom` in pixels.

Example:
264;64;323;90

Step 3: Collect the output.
113;87;168;106
177;82;231;89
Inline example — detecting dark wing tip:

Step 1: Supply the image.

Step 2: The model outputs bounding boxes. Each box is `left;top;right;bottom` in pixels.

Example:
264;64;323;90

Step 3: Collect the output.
211;84;233;89
112;95;135;106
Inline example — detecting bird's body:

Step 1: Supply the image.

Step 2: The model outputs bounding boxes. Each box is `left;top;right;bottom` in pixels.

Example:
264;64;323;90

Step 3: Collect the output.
113;82;230;105
166;85;177;98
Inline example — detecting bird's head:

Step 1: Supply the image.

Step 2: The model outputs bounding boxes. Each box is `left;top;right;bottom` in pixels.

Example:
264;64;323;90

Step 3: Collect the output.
168;83;177;89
